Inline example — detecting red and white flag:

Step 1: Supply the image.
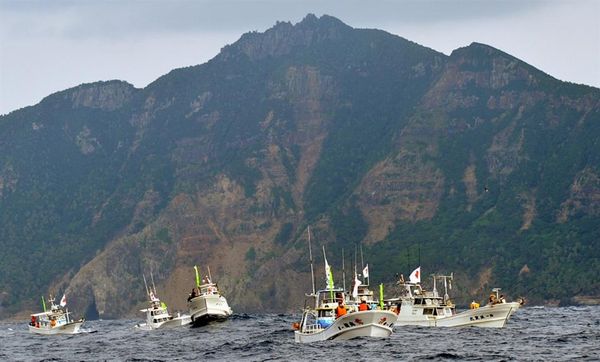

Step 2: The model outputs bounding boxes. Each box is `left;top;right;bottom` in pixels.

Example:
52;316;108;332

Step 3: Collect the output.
60;294;67;307
409;266;421;284
362;265;369;279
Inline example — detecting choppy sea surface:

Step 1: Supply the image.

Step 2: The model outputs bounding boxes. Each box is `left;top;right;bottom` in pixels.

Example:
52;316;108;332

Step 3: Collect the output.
1;306;599;361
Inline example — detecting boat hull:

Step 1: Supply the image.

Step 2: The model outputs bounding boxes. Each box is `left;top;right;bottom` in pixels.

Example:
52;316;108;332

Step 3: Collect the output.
135;315;192;330
395;302;521;328
28;321;84;335
188;294;232;326
295;310;396;343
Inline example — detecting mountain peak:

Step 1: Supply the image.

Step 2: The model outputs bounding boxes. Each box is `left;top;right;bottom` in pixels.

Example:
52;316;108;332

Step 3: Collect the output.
220;14;351;61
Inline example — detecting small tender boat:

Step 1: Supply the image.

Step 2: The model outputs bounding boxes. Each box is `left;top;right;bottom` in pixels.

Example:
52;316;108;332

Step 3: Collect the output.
28;295;85;335
387;267;523;328
187;266;233;327
134;274;191;330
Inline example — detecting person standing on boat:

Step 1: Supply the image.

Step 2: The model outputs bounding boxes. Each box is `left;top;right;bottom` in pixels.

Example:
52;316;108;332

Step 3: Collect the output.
359;299;369;311
336;301;347;318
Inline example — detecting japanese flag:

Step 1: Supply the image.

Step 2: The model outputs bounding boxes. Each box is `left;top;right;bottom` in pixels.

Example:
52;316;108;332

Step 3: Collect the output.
362;265;369;279
409;266;421;284
60;294;67;307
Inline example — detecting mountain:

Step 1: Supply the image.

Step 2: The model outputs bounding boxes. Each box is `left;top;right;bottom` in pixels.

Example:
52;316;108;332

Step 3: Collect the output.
1;14;599;318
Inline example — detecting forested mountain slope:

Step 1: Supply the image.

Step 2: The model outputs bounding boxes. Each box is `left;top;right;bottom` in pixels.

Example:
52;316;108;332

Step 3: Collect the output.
1;14;598;318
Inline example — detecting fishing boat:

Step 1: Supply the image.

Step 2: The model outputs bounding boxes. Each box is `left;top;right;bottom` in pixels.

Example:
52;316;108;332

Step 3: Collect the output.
295;287;397;343
387;267;523;328
187;265;233;326
134;274;191;330
28;295;85;335
293;228;397;343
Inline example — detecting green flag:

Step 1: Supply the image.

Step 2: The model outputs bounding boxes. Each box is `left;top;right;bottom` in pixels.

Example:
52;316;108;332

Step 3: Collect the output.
194;265;201;287
41;296;46;312
379;283;384;309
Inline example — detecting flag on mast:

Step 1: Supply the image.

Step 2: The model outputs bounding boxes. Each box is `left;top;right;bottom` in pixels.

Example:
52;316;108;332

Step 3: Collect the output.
323;247;334;300
362;264;369;278
352;272;362;299
409;266;421;283
194;265;201;287
60;294;67;307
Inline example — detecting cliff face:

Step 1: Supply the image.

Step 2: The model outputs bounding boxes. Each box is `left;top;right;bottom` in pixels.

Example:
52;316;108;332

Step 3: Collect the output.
1;15;599;318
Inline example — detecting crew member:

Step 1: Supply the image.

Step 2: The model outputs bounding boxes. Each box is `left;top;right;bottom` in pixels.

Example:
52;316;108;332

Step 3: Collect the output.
336;301;347;319
358;299;369;311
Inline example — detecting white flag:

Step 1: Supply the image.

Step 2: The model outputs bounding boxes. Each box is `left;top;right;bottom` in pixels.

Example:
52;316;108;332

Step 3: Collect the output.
60;294;67;307
362;265;369;279
409;266;421;284
352;273;362;298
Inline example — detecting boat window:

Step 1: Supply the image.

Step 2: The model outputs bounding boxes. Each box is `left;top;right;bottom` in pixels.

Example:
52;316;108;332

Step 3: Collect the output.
423;308;434;315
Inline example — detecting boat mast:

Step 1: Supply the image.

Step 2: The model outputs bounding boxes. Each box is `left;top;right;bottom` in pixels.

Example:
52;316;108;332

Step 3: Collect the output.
150;270;157;296
207;265;213;283
341;248;346;292
360;244;367;286
143;274;150;297
307;226;316;297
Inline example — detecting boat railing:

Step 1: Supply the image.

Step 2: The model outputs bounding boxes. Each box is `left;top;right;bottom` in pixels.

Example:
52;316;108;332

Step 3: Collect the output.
302;323;324;334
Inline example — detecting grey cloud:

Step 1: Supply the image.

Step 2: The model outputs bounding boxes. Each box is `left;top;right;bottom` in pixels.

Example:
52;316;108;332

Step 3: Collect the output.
1;0;546;40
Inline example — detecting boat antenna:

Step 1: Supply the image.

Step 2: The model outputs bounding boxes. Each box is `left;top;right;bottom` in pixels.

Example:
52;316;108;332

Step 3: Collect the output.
142;273;150;297
342;247;346;292
354;244;357;274
207;265;213;282
307;226;316;296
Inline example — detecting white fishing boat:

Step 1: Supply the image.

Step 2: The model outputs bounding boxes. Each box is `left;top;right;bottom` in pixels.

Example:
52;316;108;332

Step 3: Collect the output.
28;295;85;335
134;274;191;330
387;267;523;328
187;266;233;326
293;229;396;343
295;287;397;343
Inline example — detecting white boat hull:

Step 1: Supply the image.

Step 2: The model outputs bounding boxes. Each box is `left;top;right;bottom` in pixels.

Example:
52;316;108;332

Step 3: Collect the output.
188;294;232;326
395;302;521;328
295;310;396;343
28;321;84;335
135;314;192;330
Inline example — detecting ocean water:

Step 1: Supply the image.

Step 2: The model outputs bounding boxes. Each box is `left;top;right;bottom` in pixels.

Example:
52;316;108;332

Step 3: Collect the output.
1;306;599;361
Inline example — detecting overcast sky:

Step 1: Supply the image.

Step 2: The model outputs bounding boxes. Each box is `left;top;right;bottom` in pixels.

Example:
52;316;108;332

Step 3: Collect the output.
1;0;598;115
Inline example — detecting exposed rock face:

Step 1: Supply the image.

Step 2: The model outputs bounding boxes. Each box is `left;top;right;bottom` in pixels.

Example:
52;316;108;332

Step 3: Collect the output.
0;163;18;199
1;15;599;318
67;80;135;111
558;168;600;223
